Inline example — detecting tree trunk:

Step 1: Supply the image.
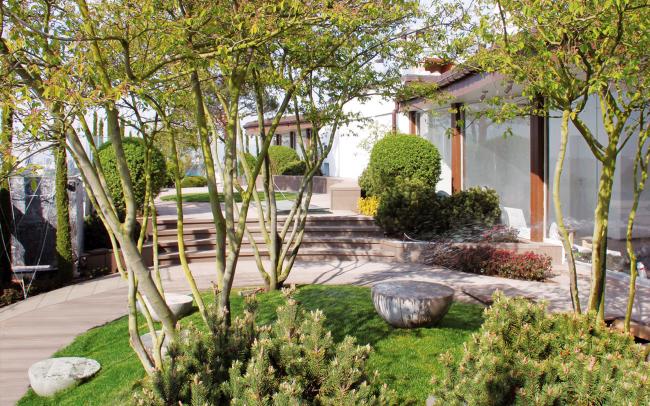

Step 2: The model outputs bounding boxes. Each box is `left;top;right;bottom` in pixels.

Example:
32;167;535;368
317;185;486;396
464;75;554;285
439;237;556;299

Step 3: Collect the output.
624;131;649;332
54;138;74;282
170;129;208;323
0;108;13;287
588;156;616;318
553;110;581;313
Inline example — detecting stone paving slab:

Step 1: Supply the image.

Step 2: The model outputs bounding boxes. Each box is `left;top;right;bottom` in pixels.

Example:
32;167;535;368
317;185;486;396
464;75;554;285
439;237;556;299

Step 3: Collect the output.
1;260;648;405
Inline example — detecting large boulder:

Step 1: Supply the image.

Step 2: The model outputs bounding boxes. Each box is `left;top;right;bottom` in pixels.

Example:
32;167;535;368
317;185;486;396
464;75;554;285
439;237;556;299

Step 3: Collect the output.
372;280;454;328
28;357;100;397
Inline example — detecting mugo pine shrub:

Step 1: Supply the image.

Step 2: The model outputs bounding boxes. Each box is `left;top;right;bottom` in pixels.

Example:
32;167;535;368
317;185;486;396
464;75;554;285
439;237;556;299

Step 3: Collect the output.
431;293;649;405
136;289;394;405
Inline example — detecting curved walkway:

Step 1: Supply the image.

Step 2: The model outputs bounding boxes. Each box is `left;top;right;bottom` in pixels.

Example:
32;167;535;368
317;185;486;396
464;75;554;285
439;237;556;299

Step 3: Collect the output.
1;260;648;405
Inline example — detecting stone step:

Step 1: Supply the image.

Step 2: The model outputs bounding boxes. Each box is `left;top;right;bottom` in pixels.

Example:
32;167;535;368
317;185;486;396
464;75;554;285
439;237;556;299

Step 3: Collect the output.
157;224;383;239
158;247;396;266
158;236;386;252
156;215;376;231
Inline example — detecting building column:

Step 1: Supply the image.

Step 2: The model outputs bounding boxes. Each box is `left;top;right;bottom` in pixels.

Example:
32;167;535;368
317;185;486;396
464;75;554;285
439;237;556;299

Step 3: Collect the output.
451;103;464;194
530;105;546;242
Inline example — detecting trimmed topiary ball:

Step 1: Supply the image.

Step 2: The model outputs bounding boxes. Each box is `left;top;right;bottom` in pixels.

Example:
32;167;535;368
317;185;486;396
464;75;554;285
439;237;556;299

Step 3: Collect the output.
365;133;441;196
97;137;167;215
268;145;300;175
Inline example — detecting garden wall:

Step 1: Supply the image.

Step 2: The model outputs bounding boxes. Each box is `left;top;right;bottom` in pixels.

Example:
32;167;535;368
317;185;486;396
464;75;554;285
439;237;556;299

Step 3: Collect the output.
9;176;85;268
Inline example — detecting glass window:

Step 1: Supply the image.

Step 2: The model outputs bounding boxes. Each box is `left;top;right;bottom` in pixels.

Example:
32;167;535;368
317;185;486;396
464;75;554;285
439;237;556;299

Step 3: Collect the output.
464;105;531;237
419;109;452;194
548;100;600;240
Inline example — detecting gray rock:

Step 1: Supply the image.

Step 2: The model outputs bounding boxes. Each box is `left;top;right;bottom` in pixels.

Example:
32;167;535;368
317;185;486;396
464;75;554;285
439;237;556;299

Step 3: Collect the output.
140;330;170;357
137;293;193;322
372;280;454;328
28;357;100;397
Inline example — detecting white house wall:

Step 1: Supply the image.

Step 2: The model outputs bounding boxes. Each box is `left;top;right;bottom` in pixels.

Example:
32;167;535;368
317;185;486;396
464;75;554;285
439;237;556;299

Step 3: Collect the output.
325;96;402;179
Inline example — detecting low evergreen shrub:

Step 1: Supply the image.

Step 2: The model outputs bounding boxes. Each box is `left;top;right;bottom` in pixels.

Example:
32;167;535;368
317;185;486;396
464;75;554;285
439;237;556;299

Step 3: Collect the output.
268;145;300;175
278;160;307;175
136;289;393;405
97;138;167;215
180;175;208;188
375;178;443;237
441;187;501;229
431;294;650;405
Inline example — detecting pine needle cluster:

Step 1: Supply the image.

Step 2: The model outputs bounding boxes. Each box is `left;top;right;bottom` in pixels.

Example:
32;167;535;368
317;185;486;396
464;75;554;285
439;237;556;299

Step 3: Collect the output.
135;288;394;405
431;293;649;405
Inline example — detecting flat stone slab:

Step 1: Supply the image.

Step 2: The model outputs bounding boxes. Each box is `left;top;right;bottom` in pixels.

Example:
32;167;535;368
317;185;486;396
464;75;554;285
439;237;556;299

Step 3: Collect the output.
28;357;100;397
461;284;536;305
140;330;171;357
137;293;193;322
372;280;454;328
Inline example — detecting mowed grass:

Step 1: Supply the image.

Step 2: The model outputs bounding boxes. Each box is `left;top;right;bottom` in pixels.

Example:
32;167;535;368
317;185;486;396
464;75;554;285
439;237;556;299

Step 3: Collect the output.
18;285;484;405
160;191;297;203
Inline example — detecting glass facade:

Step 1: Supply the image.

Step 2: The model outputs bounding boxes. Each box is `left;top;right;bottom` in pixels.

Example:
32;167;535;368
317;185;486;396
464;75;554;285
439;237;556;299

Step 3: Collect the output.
418;109;453;194
464;105;531;236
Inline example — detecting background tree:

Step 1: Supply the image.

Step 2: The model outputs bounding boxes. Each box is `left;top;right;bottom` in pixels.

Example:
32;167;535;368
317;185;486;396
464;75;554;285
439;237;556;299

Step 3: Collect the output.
241;6;420;289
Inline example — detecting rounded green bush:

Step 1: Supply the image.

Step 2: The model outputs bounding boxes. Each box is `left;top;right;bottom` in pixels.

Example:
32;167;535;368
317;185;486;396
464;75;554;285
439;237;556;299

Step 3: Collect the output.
375;177;443;237
180;175;208;188
268;146;300;175
365;134;441;196
279;160;306;175
97;138;167;215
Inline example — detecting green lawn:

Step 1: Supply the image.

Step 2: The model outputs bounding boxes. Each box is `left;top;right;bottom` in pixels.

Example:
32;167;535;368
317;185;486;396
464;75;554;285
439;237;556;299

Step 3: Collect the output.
18;285;484;406
160;191;297;203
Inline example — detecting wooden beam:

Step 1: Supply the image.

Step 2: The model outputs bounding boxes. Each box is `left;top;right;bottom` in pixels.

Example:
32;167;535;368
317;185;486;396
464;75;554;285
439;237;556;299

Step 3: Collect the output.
530;104;546;242
408;111;417;135
451;103;464;194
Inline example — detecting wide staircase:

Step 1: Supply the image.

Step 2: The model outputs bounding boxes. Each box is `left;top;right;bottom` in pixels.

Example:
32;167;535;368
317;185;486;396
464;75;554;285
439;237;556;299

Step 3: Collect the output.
156;215;396;266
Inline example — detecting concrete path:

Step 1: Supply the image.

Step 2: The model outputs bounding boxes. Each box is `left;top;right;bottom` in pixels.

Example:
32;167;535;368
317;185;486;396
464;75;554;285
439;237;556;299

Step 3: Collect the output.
1;260;648;405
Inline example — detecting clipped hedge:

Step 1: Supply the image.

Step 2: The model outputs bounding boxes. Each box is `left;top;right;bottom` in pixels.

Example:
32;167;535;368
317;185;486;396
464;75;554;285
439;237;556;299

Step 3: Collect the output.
97;138;167;215
180;175;208;188
278;160;306;175
432;294;649;405
268;145;300;175
364;133;441;196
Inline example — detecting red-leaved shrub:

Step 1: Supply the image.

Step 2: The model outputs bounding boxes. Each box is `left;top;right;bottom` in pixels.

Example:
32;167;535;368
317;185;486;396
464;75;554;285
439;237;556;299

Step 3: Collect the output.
424;244;552;281
483;249;551;281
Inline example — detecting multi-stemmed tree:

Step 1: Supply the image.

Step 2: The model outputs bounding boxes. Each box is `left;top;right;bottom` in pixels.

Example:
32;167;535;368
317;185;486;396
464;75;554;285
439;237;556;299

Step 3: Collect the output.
242;10;420;290
433;0;650;320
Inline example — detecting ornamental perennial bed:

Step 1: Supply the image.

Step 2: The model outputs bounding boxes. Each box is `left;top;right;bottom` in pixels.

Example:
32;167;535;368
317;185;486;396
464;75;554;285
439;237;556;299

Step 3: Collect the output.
18;285;484;406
